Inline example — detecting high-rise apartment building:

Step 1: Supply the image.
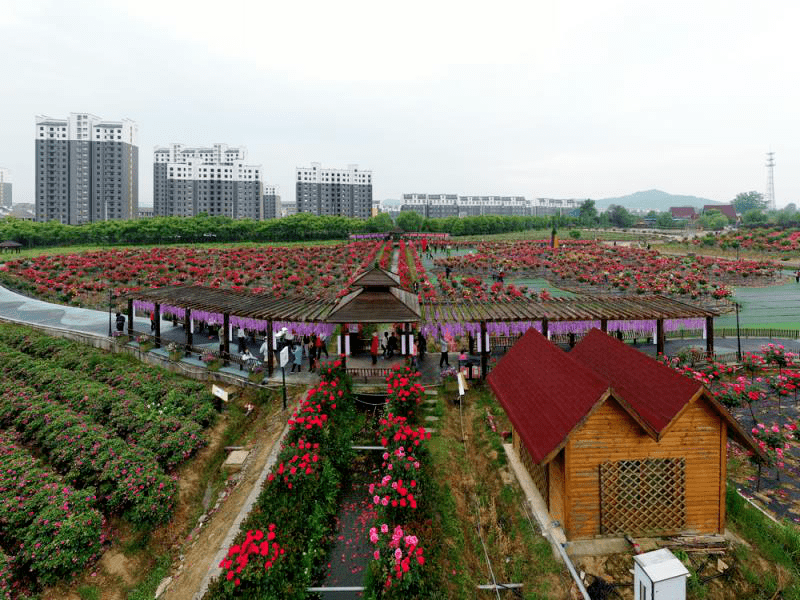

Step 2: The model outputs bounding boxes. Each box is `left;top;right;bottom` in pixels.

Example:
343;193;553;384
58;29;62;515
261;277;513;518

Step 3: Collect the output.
263;184;281;219
0;169;11;208
296;163;372;219
153;144;262;219
35;113;138;224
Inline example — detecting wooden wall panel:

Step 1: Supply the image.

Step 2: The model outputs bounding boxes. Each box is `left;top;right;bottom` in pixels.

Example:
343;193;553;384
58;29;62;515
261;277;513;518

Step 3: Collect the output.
548;450;565;525
565;397;723;540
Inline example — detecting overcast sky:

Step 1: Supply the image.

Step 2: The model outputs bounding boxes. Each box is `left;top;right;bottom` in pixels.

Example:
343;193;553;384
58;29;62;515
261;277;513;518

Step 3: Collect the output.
2;0;799;208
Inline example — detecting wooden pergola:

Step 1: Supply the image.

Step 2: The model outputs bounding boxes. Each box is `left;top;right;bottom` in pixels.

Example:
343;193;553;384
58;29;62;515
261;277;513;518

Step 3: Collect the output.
124;277;717;378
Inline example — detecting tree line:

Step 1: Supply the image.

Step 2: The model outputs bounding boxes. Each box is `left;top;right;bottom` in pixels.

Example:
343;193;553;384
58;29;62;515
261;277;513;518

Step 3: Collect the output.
0;211;575;247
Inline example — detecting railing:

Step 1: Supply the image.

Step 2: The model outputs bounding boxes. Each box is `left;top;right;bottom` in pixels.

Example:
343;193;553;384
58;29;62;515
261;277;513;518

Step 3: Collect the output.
346;367;393;382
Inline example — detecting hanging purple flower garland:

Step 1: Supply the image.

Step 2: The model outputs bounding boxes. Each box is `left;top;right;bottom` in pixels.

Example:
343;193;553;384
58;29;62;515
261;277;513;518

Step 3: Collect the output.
664;317;706;332
547;320;601;335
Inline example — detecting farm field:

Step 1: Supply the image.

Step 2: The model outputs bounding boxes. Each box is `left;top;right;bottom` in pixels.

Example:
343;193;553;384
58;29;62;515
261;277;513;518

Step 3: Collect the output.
0;323;229;599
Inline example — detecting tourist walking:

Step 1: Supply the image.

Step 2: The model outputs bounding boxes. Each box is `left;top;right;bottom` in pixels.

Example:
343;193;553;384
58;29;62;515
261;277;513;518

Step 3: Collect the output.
417;332;426;361
370;332;380;365
439;337;450;368
149;311;156;332
291;343;303;373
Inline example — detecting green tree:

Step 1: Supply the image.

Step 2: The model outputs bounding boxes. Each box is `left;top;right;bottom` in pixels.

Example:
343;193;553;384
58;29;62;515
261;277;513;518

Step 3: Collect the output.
395;210;425;232
605;204;635;228
656;212;675;229
578;199;598;225
699;209;729;230
743;208;768;225
732;191;766;214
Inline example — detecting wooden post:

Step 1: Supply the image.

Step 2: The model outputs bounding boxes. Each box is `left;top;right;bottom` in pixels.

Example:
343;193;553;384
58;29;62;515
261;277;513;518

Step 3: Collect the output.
600;318;607;333
541;318;548;339
222;313;230;366
468;332;474;354
185;308;192;355
706;315;714;358
127;298;133;337
568;332;576;348
480;321;489;380
267;320;274;377
154;303;161;348
656;318;665;356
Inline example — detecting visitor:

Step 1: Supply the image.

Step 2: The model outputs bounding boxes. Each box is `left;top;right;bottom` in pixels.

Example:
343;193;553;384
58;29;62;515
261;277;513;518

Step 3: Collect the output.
417;332;427;361
439;337;450;368
115;312;125;332
387;332;398;359
382;331;390;358
303;334;311;357
259;337;270;361
371;332;380;365
149;311;156;332
237;326;247;353
795;270;799;283
308;342;317;372
291;343;303;373
240;348;255;371
316;333;328;358
409;338;418;370
458;349;467;371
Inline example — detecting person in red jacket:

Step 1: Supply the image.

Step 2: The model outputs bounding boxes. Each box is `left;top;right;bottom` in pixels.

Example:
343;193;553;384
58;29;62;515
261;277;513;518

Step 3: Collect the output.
370;331;380;365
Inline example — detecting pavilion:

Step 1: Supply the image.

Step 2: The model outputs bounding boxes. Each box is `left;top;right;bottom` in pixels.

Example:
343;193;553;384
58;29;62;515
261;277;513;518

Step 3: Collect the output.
124;266;718;378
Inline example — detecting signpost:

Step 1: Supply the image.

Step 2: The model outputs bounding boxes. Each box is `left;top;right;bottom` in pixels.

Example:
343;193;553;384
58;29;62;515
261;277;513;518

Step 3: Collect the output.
279;346;289;410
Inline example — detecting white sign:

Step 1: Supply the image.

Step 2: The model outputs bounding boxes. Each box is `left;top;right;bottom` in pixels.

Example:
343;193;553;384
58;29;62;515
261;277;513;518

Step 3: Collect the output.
457;372;468;396
212;384;229;402
280;346;289;367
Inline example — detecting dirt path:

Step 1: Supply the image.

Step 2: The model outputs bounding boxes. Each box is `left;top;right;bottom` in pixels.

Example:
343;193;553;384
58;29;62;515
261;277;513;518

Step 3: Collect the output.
162;401;295;600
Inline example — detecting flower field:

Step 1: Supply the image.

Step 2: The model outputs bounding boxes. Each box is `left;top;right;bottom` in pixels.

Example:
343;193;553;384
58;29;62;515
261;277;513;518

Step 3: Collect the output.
0;237;781;316
0;241;384;308
425;240;778;301
0;324;217;597
662;343;800;523
692;227;800;254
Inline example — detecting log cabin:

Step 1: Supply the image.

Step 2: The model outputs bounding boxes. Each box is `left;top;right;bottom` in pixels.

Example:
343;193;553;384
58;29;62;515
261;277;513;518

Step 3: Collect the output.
488;328;762;540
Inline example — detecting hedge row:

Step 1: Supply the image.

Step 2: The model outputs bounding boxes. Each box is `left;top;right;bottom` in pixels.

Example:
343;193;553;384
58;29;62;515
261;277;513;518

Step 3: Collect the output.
0;429;104;587
0;344;205;470
0;389;176;527
0;324;216;426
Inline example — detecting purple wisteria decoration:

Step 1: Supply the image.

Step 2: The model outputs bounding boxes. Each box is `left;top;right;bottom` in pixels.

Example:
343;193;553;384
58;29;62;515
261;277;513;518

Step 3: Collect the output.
272;321;336;338
132;300;155;314
606;319;655;336
190;310;224;326
547;320;601;335
664;317;706;332
160;304;186;319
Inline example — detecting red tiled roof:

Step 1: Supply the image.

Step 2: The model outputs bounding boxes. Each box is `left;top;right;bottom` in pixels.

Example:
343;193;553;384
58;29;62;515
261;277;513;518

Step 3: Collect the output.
570;329;702;433
670;206;696;219
704;204;737;220
487;328;610;463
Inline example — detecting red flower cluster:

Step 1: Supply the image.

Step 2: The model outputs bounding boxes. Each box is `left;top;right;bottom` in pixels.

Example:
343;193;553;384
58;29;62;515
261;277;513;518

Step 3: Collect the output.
219;525;284;587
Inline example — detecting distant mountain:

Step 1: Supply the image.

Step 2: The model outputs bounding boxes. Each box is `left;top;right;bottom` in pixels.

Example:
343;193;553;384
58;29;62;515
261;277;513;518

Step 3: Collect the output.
594;190;722;212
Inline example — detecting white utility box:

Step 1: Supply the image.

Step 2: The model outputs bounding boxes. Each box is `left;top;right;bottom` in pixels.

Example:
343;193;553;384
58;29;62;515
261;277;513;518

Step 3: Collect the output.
633;548;689;600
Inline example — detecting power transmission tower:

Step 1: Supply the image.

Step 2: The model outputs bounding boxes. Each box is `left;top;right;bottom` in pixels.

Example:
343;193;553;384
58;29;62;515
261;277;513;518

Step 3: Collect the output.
766;151;776;210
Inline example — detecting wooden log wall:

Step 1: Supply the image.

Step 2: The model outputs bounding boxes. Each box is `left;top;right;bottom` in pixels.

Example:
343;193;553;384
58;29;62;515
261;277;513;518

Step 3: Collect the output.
564;396;724;540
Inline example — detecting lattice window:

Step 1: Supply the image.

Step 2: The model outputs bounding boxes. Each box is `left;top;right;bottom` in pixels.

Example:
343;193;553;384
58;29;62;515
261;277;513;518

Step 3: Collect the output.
600;457;685;535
